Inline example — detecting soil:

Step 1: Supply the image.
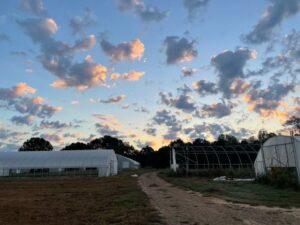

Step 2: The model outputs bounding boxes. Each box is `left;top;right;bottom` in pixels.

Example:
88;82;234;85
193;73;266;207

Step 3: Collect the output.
139;172;300;225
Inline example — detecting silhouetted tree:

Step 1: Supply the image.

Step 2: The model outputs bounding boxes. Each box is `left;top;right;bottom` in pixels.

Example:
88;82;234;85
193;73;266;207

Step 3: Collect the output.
140;145;154;154
154;146;171;168
88;136;135;155
62;142;90;150
284;116;300;135
247;136;260;144
19;137;53;151
192;138;210;146
170;139;185;148
133;146;156;167
214;134;238;145
258;129;276;143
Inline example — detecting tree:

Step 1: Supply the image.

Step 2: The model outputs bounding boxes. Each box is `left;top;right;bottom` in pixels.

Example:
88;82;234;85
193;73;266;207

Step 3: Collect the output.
140;145;154;154
154;146;171;168
19;137;53;151
169;139;185;148
284;116;300;135
258;129;276;143
215;134;238;145
192;138;210;146
62;142;90;150
88;136;135;155
88;138;103;149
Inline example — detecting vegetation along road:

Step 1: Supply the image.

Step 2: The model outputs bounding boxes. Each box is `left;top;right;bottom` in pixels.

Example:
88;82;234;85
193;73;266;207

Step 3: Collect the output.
139;172;300;225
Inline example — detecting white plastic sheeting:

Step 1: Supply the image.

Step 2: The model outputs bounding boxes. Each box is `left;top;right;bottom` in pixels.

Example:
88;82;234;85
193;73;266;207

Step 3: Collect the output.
0;149;118;177
254;136;300;182
116;154;140;170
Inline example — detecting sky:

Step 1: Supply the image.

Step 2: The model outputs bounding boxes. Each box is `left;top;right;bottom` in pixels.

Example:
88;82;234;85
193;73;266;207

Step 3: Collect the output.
0;0;300;150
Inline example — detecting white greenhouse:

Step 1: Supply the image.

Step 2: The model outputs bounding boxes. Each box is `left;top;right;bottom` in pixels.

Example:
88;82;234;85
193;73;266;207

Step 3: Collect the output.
116;154;140;171
0;149;118;177
254;136;300;183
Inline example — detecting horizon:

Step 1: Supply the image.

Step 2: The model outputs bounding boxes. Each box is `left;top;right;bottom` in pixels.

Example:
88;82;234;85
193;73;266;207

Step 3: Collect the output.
0;0;300;150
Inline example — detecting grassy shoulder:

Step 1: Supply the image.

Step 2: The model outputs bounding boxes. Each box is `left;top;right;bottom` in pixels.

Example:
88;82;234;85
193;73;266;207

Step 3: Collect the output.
0;170;162;225
159;170;300;208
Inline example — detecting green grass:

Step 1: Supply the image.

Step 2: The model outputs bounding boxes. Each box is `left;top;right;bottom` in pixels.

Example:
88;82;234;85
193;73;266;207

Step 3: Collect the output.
160;171;300;208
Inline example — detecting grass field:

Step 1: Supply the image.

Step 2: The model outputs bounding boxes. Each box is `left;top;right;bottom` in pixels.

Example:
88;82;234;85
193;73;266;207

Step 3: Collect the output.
0;171;162;225
160;172;300;208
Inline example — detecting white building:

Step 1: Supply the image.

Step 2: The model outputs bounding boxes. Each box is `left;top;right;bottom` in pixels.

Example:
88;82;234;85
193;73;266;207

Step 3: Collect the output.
254;136;300;183
116;154;140;171
0;149;118;177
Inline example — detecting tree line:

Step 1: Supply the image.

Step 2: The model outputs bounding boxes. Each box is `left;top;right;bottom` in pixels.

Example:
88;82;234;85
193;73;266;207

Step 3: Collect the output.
17;116;300;168
17;129;274;168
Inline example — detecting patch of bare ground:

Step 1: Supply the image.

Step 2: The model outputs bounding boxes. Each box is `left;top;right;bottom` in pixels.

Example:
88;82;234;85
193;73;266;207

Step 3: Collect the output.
0;174;162;225
139;172;300;225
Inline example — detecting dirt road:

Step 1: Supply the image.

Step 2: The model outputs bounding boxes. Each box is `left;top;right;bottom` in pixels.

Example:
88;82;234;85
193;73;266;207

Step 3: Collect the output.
139;172;300;225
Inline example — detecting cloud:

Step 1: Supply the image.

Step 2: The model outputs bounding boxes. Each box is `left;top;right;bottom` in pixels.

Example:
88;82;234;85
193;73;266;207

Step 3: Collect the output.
110;73;121;80
228;79;252;96
291;97;300;117
17;18;58;43
39;120;72;129
72;35;96;51
18;17;104;90
19;0;47;16
49;61;107;90
0;83;61;119
192;80;218;96
163;36;198;64
159;85;196;113
100;38;144;62
185;122;252;141
144;127;157;136
0;126;28;142
246;30;300;79
70;100;79;105
93;114;122;136
243;81;296;119
211;47;256;98
13;82;36;95
0;82;36;98
199;102;234;118
135;140;157;149
41;133;64;144
183;0;210;20
100;95;126;104
63;131;83;139
244;0;300;44
134;106;150;113
122;70;145;80
11;115;34;125
0;33;11;42
115;0;167;22
181;67;198;77
152;110;182;134
95;124;120;136
110;70;145;81
69;9;96;35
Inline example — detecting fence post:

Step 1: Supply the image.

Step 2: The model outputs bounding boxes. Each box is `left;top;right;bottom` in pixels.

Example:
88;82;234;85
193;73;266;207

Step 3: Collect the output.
260;144;267;175
171;148;177;172
185;146;189;174
291;137;300;184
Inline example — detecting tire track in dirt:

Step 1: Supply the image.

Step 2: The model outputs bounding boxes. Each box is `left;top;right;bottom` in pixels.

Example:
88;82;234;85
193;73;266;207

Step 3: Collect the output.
139;172;300;225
